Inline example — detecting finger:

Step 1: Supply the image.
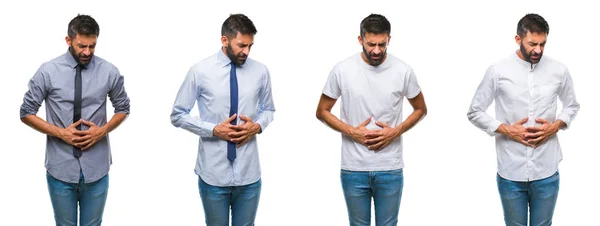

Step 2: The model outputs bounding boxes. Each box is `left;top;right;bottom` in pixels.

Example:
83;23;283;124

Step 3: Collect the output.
239;115;253;122
364;132;381;139
225;114;237;123
535;118;549;124
375;141;387;152
368;142;383;151
81;140;96;151
81;120;97;127
75;138;93;149
358;117;372;127
231;134;249;144
515;116;529;125
237;137;251;148
69;120;83;128
365;136;384;145
228;130;248;138
525;131;543;138
72;135;92;143
375;121;389;128
525;126;542;132
230;124;247;131
528;136;545;144
518;139;533;147
73;130;90;136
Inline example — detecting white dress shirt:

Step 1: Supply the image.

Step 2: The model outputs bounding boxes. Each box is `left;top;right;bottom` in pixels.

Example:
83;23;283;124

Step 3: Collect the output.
468;53;580;182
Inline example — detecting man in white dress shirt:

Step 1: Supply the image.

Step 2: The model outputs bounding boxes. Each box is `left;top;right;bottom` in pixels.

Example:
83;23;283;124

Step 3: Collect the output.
467;13;580;226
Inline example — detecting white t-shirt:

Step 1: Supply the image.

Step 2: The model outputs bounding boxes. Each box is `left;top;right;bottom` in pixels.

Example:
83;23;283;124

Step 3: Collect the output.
322;52;421;171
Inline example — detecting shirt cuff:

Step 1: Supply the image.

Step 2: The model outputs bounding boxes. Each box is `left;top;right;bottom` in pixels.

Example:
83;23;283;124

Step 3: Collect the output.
487;120;503;136
556;115;571;130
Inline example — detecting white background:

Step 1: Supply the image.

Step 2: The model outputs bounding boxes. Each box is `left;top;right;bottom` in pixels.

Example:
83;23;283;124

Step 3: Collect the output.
1;0;598;225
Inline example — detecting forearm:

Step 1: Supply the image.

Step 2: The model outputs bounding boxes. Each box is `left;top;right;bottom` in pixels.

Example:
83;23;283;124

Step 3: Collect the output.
316;110;353;136
395;107;426;137
101;113;128;135
20;114;61;137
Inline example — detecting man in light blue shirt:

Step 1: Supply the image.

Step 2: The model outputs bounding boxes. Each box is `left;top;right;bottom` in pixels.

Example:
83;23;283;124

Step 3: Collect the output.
171;13;275;226
20;14;130;225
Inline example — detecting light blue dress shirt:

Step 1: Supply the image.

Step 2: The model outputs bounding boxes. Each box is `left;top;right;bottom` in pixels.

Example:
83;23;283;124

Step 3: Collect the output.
171;49;275;186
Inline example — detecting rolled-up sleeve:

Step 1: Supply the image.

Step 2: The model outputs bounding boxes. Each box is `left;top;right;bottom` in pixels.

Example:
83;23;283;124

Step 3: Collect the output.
20;66;48;118
108;69;130;115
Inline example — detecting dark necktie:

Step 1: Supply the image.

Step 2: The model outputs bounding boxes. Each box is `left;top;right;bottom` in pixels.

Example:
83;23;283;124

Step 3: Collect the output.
228;63;238;162
73;64;83;158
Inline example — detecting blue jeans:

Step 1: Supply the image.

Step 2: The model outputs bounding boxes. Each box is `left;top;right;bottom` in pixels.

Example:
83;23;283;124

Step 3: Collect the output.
198;177;261;226
46;171;109;226
341;169;404;226
497;171;560;226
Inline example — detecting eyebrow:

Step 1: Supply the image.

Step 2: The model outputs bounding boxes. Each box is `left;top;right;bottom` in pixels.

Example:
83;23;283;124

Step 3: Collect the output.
77;43;96;47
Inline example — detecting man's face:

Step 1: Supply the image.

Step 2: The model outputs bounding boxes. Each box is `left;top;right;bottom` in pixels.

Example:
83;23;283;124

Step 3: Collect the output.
359;32;390;66
517;31;547;64
223;32;254;66
66;34;97;65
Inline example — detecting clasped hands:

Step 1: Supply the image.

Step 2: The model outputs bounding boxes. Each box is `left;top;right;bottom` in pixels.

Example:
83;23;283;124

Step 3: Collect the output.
213;114;261;148
58;119;107;150
499;116;560;148
349;117;401;152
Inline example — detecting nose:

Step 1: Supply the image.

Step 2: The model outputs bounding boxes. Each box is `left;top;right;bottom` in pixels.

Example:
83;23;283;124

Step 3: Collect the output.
533;46;542;54
373;46;381;54
82;47;91;56
241;47;250;56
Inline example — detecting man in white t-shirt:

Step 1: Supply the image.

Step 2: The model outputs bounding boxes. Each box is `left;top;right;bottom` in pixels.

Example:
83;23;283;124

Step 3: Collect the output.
316;14;427;226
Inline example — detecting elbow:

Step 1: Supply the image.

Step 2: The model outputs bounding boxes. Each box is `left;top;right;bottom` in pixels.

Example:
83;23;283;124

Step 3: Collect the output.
421;105;428;118
316;109;325;121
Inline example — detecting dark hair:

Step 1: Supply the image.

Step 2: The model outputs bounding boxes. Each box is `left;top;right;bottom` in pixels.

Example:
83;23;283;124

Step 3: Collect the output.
221;14;257;38
517;13;549;37
360;14;391;37
67;14;100;39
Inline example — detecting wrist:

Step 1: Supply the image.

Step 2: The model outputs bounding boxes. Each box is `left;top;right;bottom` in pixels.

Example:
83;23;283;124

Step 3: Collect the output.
496;124;508;135
100;125;109;137
252;123;261;135
393;125;403;138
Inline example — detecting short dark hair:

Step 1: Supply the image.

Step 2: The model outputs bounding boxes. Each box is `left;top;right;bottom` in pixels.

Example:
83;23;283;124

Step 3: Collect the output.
67;14;100;39
517;13;549;37
360;14;391;37
221;14;257;39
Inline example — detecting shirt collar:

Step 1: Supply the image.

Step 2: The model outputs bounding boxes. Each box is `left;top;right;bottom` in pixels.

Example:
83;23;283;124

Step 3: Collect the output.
217;48;234;68
64;48;94;69
513;51;540;72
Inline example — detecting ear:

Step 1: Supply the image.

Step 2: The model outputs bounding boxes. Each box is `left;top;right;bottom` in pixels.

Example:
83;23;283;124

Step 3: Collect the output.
387;35;392;45
358;35;363;46
65;36;71;46
515;35;521;45
221;36;228;48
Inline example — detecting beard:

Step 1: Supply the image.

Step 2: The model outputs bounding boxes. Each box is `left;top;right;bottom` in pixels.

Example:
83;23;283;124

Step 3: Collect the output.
225;44;248;66
69;45;93;65
519;43;542;64
362;45;386;66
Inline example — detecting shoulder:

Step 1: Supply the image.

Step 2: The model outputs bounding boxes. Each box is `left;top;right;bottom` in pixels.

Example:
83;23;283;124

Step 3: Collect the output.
540;55;568;71
244;57;270;73
189;53;221;74
92;55;120;73
385;53;413;74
